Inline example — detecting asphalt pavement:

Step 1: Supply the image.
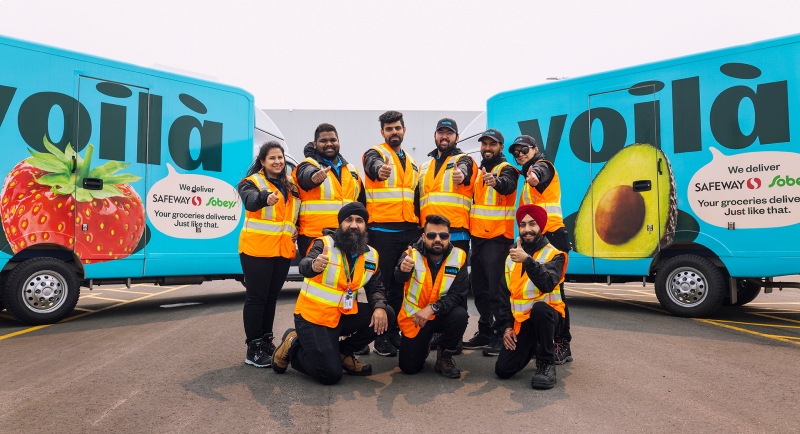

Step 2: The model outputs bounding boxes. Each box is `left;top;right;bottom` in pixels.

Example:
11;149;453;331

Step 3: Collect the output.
1;279;799;433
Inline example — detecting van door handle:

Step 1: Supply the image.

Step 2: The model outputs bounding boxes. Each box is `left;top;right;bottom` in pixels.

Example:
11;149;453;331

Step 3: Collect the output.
82;178;104;190
632;180;651;192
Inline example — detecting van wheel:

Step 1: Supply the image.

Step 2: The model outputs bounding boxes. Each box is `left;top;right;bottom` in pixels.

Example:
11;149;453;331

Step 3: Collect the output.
655;255;725;317
724;279;761;307
2;257;80;325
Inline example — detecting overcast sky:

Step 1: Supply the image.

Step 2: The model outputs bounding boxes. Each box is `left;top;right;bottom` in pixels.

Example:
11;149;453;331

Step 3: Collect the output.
1;0;797;111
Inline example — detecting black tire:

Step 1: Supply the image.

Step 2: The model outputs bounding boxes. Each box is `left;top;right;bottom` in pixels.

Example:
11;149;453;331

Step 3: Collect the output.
2;257;80;325
654;255;726;317
723;278;761;307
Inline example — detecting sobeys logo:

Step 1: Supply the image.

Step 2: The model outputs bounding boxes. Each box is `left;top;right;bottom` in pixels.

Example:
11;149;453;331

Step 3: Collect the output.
205;197;237;208
767;175;800;188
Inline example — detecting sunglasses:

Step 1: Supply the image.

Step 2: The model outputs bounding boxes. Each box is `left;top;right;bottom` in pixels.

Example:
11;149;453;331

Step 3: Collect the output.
424;232;451;241
511;146;531;158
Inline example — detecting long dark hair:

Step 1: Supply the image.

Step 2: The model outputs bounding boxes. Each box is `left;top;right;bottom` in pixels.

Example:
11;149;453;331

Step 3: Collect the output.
246;141;292;194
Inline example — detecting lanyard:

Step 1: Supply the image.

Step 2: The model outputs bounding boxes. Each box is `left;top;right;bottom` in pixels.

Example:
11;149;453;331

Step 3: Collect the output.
341;252;358;285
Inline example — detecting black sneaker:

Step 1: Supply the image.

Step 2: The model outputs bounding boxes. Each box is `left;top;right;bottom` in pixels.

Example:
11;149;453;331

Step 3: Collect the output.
387;330;402;350
373;335;397;357
354;345;371;356
245;337;272;368
462;331;492;349
429;332;443;350
554;339;573;365
482;332;502;357
531;359;557;389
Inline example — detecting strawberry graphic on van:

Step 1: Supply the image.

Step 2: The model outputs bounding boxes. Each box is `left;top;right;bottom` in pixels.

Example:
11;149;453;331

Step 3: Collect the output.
0;138;145;263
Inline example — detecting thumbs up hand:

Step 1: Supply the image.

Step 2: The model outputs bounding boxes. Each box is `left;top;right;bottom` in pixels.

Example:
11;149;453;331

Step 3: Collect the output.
311;166;331;184
509;237;530;263
400;247;415;273
481;167;497;187
526;165;539;187
378;159;393;181
266;191;279;206
313;244;330;272
452;167;465;185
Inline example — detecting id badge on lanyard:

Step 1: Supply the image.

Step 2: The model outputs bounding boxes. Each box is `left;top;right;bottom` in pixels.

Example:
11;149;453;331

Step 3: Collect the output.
343;289;354;311
342;255;356;311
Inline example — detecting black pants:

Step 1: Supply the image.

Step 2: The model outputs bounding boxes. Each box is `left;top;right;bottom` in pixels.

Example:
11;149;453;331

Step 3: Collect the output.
470;237;513;335
289;304;396;385
298;235;314;260
398;306;468;375
366;228;421;315
545;227;572;342
495;302;562;379
240;253;291;342
451;239;471;314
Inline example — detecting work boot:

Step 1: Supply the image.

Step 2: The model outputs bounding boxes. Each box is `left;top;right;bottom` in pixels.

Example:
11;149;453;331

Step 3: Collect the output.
554;339;573;365
271;329;297;374
245;337;272;368
531;359;557;389
434;346;461;379
341;353;372;376
353;345;371;355
482;331;503;357
462;331;492;349
373;335;397;357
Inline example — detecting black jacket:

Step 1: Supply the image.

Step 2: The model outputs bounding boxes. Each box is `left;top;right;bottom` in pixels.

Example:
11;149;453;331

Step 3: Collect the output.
362;144;421;231
299;229;388;312
237;170;299;212
294;142;367;205
521;151;554;194
497;235;566;331
426;145;474;186
393;237;469;315
479;153;520;197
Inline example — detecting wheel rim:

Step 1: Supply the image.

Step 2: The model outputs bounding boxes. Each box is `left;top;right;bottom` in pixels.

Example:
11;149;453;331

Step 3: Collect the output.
21;270;68;314
665;267;708;307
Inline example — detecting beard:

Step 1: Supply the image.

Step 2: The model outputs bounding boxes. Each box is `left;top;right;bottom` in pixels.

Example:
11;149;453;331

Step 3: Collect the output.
436;138;454;153
333;227;368;255
387;134;403;147
520;230;542;245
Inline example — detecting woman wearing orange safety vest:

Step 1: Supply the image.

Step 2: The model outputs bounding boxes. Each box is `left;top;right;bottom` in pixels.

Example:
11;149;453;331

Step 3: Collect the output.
494;205;567;390
238;141;300;369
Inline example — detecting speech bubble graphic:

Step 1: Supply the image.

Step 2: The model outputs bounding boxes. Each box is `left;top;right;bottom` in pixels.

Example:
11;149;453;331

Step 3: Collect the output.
146;164;242;239
688;148;800;229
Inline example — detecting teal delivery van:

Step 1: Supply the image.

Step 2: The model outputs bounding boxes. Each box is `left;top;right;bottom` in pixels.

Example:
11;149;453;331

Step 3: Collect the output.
488;34;800;317
0;35;256;324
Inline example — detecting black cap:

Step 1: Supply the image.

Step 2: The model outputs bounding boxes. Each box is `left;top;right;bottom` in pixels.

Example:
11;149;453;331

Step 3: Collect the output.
435;118;458;134
510;135;537;148
338;202;369;225
478;129;504;145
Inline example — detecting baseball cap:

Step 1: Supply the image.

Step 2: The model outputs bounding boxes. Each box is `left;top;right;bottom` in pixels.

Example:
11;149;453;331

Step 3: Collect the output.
435;118;458;134
478;129;504;145
510;135;538;148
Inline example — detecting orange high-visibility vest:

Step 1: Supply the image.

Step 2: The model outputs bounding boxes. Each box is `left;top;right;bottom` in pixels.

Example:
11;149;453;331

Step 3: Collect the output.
505;243;568;334
398;246;467;338
294;235;379;328
521;160;564;233
362;143;419;225
293;158;362;238
238;172;300;258
470;162;517;239
419;154;477;230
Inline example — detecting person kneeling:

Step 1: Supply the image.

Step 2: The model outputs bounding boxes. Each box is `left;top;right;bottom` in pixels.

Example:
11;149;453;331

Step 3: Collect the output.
395;214;469;379
272;203;395;385
494;205;567;390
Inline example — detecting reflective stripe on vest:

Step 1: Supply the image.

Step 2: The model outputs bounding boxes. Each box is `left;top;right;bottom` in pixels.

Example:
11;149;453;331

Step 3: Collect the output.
419;154;477;230
238;172;299;258
363;144;419;224
470;162;517;239
293;158;361;238
520;160;564;233
398;247;467;338
294;235;379;328
504;243;568;334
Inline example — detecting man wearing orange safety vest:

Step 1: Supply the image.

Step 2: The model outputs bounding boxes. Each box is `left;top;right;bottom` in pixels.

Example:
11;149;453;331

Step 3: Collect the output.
394;214;469;379
509;135;573;365
494;204;567;390
361;110;420;357
462;129;520;356
271;203;395;385
292;123;366;258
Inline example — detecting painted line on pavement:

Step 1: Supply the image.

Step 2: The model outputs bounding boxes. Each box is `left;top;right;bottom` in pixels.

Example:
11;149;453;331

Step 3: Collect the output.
0;284;190;341
707;319;800;329
568;288;668;314
750;312;800;325
96;288;153;295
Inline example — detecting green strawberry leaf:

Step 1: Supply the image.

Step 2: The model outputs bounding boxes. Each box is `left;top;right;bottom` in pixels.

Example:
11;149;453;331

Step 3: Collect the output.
87;184;123;200
88;161;131;178
56;184;76;195
27;150;70;173
42;136;67;161
75;188;93;202
102;174;142;184
37;173;71;187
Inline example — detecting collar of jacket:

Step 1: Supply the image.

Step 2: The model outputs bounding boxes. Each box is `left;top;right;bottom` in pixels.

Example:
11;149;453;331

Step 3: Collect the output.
480;153;508;171
427;145;464;160
411;236;454;261
521;234;550;255
520;151;546;174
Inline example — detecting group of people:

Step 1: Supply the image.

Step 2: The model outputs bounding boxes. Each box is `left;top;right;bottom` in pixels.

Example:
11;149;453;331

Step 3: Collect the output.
236;111;573;390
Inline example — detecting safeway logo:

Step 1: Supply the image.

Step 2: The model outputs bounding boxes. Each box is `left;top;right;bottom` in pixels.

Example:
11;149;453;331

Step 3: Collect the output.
192;196;202;206
746;178;761;189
